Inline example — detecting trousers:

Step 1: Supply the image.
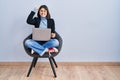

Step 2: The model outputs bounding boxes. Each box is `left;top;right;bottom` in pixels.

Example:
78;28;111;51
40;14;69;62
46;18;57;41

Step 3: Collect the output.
25;39;59;55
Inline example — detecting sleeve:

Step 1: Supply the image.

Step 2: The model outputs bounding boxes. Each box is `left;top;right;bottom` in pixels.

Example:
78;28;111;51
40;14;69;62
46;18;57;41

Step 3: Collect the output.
51;19;55;33
26;11;36;25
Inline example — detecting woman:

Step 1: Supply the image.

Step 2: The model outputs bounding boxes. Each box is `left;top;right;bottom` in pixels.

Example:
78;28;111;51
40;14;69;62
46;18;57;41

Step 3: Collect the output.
25;5;59;56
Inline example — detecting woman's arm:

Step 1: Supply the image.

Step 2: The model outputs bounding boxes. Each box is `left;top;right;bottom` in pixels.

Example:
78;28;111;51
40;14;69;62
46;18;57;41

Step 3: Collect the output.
26;11;36;25
51;19;56;38
51;19;55;33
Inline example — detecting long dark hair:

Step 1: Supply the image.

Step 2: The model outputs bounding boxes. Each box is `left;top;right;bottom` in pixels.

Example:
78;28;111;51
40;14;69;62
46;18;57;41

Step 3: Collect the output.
37;5;51;19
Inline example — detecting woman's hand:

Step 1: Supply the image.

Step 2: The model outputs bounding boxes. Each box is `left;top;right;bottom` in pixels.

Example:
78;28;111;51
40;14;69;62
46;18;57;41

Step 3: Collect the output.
33;6;39;12
51;33;56;38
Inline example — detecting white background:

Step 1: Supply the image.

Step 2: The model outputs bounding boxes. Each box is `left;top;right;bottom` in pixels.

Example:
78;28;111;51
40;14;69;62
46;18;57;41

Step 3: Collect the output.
0;0;120;62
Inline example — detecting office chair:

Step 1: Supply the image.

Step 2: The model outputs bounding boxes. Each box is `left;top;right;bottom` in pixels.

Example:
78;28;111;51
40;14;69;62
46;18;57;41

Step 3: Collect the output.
23;32;62;78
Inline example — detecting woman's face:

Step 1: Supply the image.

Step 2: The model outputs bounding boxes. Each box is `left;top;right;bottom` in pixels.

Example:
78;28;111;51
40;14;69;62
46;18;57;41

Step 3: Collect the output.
39;8;47;17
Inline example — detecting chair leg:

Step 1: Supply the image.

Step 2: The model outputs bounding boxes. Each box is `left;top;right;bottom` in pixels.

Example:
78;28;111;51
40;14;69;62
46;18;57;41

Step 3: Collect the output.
27;57;36;77
49;57;57;78
51;57;58;68
33;57;38;68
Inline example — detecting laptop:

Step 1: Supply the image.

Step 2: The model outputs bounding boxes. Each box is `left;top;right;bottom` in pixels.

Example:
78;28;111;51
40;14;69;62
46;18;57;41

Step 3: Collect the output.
32;28;51;41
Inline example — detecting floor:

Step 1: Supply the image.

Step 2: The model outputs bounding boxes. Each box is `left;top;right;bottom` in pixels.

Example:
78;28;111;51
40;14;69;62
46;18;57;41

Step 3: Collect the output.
0;63;120;80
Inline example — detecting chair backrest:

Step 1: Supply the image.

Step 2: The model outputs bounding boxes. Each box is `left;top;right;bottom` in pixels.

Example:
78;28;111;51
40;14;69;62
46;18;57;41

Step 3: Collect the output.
23;31;63;58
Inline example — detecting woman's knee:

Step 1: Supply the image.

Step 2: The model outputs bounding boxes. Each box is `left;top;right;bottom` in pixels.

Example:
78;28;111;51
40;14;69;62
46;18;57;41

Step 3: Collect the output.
25;39;33;47
52;39;59;47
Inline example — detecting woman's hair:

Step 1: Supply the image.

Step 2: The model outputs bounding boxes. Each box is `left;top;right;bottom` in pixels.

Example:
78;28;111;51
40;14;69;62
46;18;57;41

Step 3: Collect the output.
37;5;51;19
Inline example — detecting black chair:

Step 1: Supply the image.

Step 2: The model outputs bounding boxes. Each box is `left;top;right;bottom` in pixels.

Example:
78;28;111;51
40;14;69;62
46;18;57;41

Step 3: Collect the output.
23;32;62;78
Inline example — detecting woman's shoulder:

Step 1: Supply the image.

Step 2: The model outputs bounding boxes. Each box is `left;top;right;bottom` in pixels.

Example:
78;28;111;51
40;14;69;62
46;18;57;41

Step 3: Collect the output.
47;17;54;20
34;17;39;20
48;18;54;21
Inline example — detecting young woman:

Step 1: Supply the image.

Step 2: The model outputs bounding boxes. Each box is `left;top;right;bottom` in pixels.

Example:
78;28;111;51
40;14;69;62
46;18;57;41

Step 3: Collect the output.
25;5;59;56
